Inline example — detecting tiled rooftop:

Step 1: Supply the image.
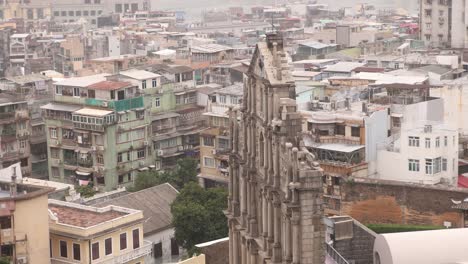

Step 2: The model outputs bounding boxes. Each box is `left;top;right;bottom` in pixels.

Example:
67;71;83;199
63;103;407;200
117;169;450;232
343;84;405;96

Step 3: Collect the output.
49;204;128;228
87;81;132;91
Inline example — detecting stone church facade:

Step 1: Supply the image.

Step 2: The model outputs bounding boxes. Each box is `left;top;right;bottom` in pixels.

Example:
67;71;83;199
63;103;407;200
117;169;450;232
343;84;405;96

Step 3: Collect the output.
225;33;325;264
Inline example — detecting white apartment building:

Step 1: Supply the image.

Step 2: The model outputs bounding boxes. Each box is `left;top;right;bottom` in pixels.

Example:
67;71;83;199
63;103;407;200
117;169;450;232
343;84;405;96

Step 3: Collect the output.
420;0;468;48
376;123;458;186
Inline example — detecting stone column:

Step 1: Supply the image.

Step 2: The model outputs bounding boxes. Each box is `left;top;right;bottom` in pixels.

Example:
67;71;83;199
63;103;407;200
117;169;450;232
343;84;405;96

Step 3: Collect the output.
268;134;274;185
250;249;258;264
233;165;240;217
229;223;234;264
241;175;248;228
233;230;239;264
269;92;274;122
267;195;274;255
272;197;282;263
292;212;300;264
273;136;280;188
262;192;268;242
241;240;247;264
285;213;292;262
249;181;258;237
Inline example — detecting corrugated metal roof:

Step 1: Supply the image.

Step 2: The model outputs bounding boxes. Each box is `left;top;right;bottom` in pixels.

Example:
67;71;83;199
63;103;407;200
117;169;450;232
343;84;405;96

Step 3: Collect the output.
96;183;178;234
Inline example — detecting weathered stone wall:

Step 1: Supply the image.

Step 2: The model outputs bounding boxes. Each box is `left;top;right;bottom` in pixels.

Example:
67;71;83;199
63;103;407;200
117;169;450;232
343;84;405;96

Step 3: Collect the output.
334;221;376;264
341;178;468;227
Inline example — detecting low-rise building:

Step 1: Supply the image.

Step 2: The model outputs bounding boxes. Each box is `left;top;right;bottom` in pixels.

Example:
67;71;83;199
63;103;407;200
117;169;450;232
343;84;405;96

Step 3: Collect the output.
96;183;182;264
0;177;53;263
49;199;152;263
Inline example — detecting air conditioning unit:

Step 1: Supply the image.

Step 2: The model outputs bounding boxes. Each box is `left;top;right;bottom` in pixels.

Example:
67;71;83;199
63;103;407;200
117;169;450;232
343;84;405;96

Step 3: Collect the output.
17;257;27;264
144;141;149;146
158;89;163;94
178;146;184;151
139;161;145;167
91;146;97;151
157;149;164;156
97;146;105;151
212;149;217;155
102;101;108;107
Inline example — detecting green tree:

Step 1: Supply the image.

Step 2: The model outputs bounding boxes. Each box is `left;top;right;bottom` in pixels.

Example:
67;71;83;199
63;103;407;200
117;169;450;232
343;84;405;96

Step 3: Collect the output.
76;185;96;198
131;158;198;191
171;182;228;255
0;257;10;264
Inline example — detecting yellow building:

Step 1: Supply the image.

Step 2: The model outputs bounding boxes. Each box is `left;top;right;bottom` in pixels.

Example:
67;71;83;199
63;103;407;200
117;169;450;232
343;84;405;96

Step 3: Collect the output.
49;200;152;264
198;127;230;188
0;179;53;264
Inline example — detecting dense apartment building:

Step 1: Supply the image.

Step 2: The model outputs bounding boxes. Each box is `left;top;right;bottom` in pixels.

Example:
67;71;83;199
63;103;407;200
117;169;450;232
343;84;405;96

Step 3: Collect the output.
0;94;31;177
42;74;153;191
419;0;468;48
225;34;325;264
49;199;152;263
0;179;53;263
198;83;243;188
0;74;53;179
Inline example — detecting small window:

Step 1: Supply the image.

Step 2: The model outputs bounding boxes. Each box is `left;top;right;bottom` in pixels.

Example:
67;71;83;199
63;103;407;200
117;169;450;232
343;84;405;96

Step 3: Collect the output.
408;159;420;172
442;158;448;171
436;137;440;148
117;153;123;163
152;78;157;87
92;242;99;260
73;243;81;261
203;136;214;146
154;242;162;258
60;240;68;258
408;136;420;147
155;97;160;107
219;95;226;104
204;157;215;168
137;149;145;159
171;238;179;255
73;87;80;97
105;238;112;255
351;127;360;137
425;138;431;148
132;229;140;249
142;80;147;89
120;233;127;250
444;136;448;146
50;128;57;139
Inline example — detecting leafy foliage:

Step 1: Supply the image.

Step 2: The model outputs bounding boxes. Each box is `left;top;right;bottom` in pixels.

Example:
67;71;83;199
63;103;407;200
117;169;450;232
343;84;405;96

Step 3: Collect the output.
366;223;445;234
76;185;96;198
0;257;10;264
130;158;198;191
171;182;228;256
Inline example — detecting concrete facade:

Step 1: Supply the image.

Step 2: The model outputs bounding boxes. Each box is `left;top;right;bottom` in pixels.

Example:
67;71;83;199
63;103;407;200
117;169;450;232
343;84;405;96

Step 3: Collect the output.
225;33;325;264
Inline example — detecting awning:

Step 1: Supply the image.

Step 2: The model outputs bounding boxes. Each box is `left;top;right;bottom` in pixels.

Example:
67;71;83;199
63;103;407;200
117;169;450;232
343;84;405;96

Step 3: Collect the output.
75;171;91;176
391;113;403;118
138;167;149;171
313;144;365;153
41;103;82;112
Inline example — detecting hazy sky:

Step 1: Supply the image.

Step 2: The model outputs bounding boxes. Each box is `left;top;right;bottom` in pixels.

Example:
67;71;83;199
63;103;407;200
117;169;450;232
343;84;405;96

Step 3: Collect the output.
151;0;417;19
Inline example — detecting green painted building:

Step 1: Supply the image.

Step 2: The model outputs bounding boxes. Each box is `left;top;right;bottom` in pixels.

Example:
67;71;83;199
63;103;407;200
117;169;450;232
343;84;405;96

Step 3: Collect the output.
43;75;154;191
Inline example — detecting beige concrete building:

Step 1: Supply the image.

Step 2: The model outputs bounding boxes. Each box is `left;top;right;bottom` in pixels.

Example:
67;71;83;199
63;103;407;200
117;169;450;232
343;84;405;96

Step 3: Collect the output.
225;33;325;264
0;178;53;264
49;199;152;263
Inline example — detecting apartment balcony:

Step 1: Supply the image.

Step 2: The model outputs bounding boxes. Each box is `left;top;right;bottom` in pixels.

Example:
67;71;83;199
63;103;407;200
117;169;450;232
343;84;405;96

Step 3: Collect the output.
93;240;153;264
318;161;368;176
30;132;46;145
0;112;15;124
15;110;29;121
0;129;17;142
0;150;25;161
